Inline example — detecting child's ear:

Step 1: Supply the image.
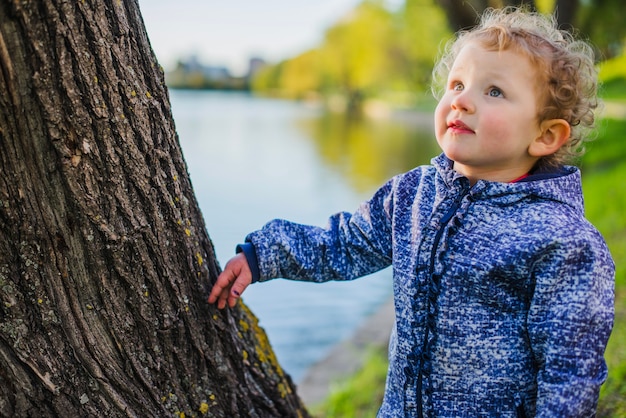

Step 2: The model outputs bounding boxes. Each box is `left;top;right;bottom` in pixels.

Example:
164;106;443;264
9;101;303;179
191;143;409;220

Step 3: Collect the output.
529;119;571;157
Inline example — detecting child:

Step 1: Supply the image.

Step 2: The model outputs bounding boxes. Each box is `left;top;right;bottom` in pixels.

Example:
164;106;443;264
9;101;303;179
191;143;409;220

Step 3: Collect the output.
209;7;614;417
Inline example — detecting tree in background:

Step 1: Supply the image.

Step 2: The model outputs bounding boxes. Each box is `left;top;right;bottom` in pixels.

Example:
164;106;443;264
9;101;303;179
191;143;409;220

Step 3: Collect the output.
435;0;624;58
435;0;578;31
577;0;626;59
254;0;398;110
0;1;307;416
278;50;323;100
252;0;624;106
395;0;451;91
317;0;395;112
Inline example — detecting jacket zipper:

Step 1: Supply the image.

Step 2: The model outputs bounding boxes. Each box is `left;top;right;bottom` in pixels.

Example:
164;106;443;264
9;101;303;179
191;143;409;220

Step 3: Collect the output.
416;194;466;418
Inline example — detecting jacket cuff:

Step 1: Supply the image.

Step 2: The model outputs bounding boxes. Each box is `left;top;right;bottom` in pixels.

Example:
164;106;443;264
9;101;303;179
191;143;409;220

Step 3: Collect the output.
235;242;260;283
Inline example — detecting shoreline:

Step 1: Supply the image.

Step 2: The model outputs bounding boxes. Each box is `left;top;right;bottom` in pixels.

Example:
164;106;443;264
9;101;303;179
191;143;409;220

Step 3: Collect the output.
296;297;395;407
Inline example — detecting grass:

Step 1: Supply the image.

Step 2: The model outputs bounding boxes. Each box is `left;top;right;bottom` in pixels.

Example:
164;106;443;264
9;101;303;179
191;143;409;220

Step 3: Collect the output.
583;117;626;416
309;348;388;418
310;76;626;417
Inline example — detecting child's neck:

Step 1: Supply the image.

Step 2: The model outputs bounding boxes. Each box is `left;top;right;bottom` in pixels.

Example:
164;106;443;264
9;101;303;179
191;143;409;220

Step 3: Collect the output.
509;173;530;183
452;161;537;185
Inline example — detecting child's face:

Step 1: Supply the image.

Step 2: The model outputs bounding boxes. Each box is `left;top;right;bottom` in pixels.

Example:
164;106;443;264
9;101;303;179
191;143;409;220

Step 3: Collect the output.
434;41;545;183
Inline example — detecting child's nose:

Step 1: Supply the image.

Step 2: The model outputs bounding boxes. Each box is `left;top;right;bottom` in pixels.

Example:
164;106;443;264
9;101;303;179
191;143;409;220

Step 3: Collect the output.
451;90;475;113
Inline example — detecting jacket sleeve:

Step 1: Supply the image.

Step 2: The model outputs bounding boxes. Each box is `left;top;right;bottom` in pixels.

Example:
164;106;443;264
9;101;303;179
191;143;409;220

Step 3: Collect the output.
528;231;615;417
244;178;396;283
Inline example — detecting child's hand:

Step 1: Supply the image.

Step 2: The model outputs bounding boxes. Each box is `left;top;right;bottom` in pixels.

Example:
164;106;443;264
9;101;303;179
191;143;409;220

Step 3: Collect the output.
208;253;252;309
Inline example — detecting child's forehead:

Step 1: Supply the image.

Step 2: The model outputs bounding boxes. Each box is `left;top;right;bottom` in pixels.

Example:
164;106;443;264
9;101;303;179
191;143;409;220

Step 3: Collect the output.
457;28;551;67
452;40;535;69
448;41;544;91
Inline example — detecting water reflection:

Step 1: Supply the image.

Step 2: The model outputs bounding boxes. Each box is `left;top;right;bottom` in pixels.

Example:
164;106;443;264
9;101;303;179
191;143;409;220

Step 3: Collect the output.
171;90;439;382
298;112;438;193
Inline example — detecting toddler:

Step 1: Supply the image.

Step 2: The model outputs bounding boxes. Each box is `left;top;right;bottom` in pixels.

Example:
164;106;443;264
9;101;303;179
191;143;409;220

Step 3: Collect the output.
209;7;614;417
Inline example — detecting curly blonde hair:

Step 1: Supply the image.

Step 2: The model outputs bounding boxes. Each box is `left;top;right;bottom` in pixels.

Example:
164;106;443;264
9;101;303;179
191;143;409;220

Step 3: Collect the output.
432;7;599;167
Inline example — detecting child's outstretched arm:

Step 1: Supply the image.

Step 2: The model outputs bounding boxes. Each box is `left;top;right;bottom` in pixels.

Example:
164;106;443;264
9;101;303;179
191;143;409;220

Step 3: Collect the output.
208;253;252;309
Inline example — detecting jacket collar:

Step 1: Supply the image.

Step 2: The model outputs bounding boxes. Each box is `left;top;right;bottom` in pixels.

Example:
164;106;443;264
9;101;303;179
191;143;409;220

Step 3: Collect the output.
431;153;584;214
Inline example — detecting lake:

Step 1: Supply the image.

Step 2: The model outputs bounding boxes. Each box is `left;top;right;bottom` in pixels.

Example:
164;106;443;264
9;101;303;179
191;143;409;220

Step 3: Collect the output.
170;90;439;382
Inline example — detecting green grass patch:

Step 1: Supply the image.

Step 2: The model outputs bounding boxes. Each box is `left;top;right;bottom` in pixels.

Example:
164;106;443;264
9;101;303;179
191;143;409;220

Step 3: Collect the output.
598;289;626;417
310;347;388;418
582;116;626;416
581;118;626;172
600;78;626;101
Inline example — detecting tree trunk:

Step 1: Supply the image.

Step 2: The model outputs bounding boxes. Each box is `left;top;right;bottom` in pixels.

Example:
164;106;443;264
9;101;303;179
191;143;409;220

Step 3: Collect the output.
553;0;579;29
436;0;555;32
0;1;308;417
435;0;486;31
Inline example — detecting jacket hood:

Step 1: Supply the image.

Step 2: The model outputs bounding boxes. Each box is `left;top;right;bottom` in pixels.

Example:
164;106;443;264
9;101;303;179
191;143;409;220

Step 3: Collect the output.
432;153;585;214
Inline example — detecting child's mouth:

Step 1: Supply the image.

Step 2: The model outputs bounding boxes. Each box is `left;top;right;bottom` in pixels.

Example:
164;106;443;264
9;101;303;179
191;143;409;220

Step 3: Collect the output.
448;120;474;134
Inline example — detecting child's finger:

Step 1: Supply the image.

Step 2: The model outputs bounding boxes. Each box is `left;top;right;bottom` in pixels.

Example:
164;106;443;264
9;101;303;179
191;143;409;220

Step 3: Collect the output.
209;253;252;309
217;289;230;310
227;278;250;308
208;269;235;304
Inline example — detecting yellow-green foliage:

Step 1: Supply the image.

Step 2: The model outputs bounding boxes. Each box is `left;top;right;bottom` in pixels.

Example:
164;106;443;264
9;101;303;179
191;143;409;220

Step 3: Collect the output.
598;53;626;102
319;1;395;93
252;0;451;100
252;0;625;104
280;50;322;99
534;0;556;13
599;52;626;83
400;0;451;87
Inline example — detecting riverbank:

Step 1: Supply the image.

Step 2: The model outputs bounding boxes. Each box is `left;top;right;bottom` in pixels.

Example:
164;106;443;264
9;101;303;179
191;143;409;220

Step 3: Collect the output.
296;297;395;407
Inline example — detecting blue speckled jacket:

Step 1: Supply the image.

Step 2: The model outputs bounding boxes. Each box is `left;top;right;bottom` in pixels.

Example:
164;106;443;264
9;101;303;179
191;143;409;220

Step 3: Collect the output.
242;154;614;417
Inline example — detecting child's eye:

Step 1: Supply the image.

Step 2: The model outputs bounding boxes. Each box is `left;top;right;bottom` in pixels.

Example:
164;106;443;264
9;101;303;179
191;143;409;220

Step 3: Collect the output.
452;82;464;91
488;87;504;97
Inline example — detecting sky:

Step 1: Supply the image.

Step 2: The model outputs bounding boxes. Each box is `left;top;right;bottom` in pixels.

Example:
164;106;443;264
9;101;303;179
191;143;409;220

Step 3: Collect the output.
138;0;379;76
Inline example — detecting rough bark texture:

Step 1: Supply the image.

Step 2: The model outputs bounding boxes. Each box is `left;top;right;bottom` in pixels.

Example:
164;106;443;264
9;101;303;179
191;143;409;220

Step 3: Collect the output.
0;1;308;417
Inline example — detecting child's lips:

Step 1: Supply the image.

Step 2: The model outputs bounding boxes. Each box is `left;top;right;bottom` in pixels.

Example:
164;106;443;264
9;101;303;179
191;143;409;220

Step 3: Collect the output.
448;120;474;134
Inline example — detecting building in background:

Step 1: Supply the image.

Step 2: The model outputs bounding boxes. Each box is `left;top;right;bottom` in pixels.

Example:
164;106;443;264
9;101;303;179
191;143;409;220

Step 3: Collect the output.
166;55;266;90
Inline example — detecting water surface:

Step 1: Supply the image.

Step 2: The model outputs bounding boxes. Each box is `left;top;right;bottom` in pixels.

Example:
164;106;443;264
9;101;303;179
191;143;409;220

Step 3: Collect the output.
171;90;438;381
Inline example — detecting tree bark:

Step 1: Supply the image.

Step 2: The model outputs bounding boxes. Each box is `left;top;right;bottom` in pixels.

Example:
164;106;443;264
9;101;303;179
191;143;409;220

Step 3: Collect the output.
553;0;579;29
0;1;308;417
436;0;552;32
435;0;486;31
